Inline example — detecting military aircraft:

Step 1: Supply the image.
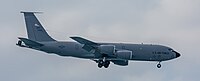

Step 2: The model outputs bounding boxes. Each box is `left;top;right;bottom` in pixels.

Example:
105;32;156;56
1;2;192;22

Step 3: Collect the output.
17;12;180;68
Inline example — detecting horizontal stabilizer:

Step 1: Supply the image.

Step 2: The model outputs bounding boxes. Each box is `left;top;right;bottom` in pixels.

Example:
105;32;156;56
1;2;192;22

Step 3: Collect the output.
18;37;43;47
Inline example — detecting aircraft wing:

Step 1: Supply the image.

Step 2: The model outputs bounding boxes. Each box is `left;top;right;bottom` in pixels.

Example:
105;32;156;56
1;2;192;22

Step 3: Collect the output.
70;37;99;45
70;37;131;66
70;37;100;52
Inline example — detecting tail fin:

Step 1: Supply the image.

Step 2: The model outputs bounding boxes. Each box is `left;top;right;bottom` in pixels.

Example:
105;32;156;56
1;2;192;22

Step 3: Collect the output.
21;11;55;42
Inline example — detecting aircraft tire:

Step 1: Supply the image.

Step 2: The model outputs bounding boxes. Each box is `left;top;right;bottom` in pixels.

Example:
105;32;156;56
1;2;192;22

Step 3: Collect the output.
98;60;104;68
103;61;110;68
98;63;103;68
157;64;161;68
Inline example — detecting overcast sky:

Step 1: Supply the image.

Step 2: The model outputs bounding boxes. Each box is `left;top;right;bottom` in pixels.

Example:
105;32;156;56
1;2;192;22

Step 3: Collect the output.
0;0;200;81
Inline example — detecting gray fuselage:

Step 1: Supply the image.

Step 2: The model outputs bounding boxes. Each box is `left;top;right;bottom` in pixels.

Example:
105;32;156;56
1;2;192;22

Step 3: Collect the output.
37;41;177;62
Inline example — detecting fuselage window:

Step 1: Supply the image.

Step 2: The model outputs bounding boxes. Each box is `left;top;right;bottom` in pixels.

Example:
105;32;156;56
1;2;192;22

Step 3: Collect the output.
153;51;169;54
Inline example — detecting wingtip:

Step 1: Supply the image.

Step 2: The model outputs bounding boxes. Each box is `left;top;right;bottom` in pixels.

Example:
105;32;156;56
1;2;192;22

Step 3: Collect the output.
70;36;80;39
69;37;74;38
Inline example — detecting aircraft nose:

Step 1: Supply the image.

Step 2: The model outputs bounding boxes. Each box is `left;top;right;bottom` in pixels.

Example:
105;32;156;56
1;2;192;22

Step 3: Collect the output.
175;51;181;58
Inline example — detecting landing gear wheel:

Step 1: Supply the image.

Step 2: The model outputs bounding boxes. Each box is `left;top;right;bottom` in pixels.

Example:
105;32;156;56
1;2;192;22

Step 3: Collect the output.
97;60;110;68
157;63;161;68
98;60;103;68
103;61;110;68
98;63;103;68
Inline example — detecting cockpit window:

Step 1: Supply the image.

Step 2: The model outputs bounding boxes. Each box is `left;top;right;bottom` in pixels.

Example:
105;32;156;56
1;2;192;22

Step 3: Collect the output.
168;48;173;52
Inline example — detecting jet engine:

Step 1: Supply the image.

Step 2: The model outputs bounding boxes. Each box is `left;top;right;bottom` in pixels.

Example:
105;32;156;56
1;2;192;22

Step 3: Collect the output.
116;50;132;60
98;45;115;55
111;60;128;66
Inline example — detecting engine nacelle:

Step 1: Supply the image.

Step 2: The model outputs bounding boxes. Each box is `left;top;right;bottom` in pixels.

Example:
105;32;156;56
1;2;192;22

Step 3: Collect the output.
116;50;132;60
98;45;115;55
112;60;128;66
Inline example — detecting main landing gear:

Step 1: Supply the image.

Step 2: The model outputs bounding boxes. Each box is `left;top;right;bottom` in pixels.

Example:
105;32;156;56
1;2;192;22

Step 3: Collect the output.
98;60;110;68
157;61;161;68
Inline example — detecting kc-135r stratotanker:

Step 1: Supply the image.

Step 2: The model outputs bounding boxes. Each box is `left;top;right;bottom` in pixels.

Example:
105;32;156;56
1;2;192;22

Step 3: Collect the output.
17;12;180;68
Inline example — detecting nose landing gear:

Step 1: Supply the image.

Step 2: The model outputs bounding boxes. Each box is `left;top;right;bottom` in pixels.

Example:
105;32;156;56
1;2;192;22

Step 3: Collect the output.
157;61;161;68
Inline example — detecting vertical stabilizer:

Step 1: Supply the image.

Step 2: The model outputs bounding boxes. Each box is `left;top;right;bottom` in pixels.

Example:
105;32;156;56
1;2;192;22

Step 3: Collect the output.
21;11;55;42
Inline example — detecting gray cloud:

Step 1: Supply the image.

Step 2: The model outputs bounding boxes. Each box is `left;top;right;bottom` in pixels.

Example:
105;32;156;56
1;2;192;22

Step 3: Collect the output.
0;0;199;81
